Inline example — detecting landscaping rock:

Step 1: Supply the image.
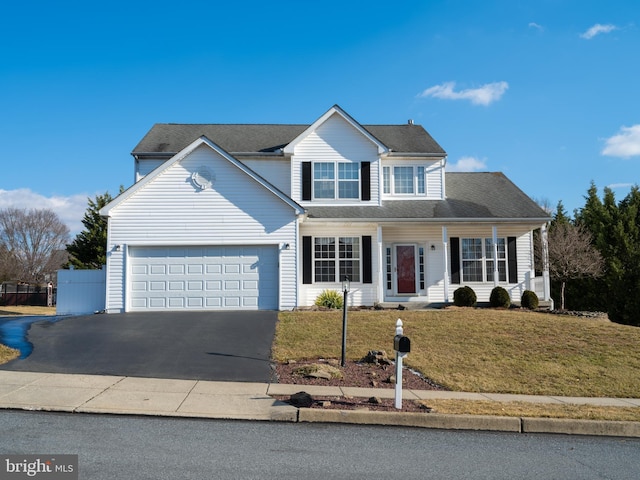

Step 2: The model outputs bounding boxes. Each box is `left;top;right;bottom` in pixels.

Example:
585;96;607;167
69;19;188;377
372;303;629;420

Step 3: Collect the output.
362;350;392;366
289;391;313;408
293;363;343;380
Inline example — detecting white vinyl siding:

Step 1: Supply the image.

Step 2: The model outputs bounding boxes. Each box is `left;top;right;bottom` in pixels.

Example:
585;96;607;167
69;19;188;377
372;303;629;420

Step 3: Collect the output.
136;159;167;182
300;223;378;307
291;113;379;205
382;159;445;200
105;144;298;312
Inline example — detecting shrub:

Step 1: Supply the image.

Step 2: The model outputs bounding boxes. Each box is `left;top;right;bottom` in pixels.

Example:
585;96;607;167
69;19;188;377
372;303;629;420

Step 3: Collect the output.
314;289;344;309
490;286;511;308
521;290;539;310
453;286;477;307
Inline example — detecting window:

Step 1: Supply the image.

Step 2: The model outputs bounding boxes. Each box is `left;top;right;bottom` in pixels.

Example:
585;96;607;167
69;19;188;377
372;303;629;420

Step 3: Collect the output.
461;238;507;282
383;166;391;194
313;163;335;199
313;162;359;199
383;165;428;196
417;166;425;194
486;238;507;282
338;163;359;199
394;166;414;194
314;237;361;282
461;238;483;282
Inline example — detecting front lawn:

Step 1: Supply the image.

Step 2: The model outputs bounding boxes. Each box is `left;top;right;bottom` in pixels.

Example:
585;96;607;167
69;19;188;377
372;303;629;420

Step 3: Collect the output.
273;309;640;398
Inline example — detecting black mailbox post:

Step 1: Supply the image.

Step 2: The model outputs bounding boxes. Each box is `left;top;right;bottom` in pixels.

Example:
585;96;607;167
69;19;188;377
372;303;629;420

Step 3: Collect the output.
394;334;411;354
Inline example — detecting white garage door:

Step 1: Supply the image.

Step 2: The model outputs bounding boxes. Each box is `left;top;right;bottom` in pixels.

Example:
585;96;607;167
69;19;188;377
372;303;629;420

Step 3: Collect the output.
128;246;278;311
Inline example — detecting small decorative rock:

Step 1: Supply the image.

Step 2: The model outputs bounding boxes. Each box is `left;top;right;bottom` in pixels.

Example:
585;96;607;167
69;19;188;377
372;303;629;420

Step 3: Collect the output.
368;396;382;405
362;350;392;366
289;391;313;408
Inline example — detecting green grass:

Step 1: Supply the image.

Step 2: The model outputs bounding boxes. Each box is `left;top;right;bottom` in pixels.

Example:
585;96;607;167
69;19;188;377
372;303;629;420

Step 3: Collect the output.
273;309;640;398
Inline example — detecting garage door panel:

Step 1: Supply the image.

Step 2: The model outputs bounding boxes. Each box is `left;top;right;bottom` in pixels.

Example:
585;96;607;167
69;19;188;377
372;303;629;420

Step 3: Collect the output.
150;281;166;291
129;245;278;311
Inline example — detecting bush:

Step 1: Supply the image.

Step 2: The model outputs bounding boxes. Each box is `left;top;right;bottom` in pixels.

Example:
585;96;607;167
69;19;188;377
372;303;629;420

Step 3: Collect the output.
490;286;511;308
453;286;477;307
314;290;344;309
521;290;539;310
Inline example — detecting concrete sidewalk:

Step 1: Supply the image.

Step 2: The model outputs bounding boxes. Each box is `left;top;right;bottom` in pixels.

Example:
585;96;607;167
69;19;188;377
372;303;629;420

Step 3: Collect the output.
1;371;639;437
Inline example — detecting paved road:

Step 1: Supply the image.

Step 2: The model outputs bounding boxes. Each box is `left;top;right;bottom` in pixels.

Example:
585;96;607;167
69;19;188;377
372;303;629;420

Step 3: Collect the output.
0;311;277;382
2;411;639;480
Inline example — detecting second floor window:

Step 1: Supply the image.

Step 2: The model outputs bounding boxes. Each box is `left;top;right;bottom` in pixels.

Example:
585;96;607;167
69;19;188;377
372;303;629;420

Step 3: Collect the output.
383;165;427;195
313;162;360;199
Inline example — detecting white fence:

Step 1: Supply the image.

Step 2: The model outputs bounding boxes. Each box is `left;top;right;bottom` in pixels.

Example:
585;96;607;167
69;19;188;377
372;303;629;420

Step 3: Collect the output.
56;267;106;315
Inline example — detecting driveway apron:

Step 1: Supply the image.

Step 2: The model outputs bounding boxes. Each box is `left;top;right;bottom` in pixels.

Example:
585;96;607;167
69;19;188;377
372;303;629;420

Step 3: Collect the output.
0;311;278;382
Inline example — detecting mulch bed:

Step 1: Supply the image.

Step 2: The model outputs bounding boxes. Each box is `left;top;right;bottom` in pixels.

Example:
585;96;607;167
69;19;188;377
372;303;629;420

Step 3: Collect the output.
273;358;446;412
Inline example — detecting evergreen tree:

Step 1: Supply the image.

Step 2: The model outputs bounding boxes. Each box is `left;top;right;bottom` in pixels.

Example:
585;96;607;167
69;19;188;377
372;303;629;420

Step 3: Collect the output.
66;191;114;269
574;184;640;326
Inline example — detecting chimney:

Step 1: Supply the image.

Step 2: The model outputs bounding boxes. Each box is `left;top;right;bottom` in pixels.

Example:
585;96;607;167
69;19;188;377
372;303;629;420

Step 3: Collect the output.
408;119;414;125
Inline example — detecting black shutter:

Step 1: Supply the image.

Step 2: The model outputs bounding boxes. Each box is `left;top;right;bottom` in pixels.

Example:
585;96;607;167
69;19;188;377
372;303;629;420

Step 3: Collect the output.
508;237;518;284
302;236;312;284
361;162;371;201
450;237;461;284
362;236;372;284
302;162;312;201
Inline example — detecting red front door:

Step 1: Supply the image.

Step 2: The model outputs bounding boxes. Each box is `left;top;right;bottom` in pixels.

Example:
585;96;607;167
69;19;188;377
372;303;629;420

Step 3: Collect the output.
396;245;416;294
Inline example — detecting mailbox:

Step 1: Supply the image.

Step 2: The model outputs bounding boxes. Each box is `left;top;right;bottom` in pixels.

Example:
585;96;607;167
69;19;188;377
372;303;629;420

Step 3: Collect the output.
394;334;411;353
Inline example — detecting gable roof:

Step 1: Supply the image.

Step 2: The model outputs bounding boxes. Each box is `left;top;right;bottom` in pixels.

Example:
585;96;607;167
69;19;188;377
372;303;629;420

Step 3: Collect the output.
101;136;305;217
283;105;388;155
304;172;550;222
132;118;446;158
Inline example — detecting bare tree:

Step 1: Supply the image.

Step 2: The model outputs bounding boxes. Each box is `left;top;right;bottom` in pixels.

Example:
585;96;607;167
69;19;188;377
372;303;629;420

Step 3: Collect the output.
547;223;604;310
0;208;70;283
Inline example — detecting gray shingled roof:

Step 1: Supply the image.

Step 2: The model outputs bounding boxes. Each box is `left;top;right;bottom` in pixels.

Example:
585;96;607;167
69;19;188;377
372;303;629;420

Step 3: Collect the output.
305;173;550;221
132;123;445;156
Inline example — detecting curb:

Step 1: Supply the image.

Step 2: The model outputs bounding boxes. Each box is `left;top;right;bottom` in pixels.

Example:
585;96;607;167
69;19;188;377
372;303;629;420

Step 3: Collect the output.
296;408;640;437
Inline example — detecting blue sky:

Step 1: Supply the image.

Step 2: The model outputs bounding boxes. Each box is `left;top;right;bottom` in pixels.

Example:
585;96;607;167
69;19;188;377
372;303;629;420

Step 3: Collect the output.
1;0;638;235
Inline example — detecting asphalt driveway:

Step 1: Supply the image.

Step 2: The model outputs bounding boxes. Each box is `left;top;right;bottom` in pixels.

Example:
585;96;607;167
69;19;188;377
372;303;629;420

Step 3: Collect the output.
0;311;278;382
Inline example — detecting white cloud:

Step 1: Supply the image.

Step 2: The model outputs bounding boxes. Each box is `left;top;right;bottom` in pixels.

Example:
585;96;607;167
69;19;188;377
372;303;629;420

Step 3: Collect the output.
580;23;618;39
447;156;487;172
607;183;634;190
601;125;640;158
418;81;509;106
528;22;544;32
0;189;89;237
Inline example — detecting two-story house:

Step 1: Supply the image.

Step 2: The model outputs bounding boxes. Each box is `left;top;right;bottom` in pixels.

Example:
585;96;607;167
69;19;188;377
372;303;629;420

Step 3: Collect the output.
100;105;551;312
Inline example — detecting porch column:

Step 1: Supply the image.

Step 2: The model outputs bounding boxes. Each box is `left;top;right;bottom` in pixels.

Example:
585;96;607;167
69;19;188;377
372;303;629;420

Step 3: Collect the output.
377;225;384;304
541;223;551;301
492;226;499;287
442;226;450;303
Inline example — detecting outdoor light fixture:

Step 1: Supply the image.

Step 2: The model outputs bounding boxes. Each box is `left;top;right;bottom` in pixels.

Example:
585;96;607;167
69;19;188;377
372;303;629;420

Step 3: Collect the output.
341;276;350;294
430;244;436;251
114;245;121;252
341;275;350;367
